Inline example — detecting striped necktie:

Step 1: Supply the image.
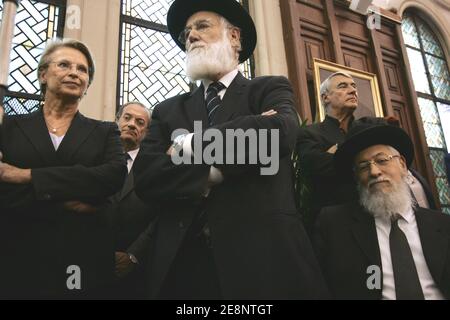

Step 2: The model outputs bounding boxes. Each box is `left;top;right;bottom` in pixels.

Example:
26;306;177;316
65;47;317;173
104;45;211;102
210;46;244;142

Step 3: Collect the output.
205;81;226;125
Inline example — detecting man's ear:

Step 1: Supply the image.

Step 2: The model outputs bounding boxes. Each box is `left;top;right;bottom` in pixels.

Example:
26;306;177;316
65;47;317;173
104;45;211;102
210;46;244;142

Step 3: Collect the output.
229;27;241;50
399;155;408;171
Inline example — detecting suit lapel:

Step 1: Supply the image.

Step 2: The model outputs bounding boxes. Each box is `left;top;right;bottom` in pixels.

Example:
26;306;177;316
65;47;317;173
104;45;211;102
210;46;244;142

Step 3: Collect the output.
15;109;60;166
415;208;449;285
56;112;97;161
214;72;247;125
351;204;382;267
183;85;209;130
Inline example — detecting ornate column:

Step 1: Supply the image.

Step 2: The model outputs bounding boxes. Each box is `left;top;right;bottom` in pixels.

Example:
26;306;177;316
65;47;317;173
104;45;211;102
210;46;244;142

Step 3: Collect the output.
249;0;289;77
65;0;121;121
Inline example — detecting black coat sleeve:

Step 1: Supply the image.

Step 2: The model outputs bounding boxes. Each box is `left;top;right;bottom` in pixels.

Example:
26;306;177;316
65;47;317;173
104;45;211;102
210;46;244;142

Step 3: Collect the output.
134;106;210;203
297;127;336;178
31;122;126;202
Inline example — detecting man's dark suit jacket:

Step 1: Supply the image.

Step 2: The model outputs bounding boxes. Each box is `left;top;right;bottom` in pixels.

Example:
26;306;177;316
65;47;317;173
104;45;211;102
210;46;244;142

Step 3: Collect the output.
313;201;450;299
108;156;157;299
296;116;357;232
0;109;127;299
410;168;438;210
134;73;329;299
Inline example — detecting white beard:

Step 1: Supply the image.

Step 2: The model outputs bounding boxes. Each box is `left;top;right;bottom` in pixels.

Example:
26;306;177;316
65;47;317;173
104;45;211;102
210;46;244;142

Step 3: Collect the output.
185;30;239;81
358;177;415;220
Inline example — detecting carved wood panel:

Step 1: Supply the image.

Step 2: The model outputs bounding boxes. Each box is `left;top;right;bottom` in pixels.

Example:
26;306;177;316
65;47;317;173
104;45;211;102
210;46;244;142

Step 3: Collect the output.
280;0;441;207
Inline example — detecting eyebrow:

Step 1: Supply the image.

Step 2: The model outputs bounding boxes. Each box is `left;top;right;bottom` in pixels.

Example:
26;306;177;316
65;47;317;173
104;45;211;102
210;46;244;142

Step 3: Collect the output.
337;81;356;87
357;152;389;163
186;18;212;28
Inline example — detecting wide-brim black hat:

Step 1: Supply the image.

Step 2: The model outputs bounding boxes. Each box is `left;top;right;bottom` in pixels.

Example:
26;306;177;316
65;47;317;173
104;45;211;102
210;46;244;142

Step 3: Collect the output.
167;0;257;63
334;122;414;180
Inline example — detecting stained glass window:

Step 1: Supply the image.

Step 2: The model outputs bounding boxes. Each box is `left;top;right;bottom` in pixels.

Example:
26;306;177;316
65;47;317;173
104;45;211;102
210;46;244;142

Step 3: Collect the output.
117;0;254;110
0;0;66;115
402;11;450;214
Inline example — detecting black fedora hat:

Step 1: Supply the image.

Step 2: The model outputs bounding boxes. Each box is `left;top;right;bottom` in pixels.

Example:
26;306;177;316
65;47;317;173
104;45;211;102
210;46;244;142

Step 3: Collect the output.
334;118;414;180
167;0;257;63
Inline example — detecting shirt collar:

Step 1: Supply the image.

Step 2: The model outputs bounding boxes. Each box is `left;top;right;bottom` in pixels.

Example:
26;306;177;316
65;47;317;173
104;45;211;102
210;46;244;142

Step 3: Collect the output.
203;69;239;96
374;205;415;225
399;206;415;223
127;148;140;161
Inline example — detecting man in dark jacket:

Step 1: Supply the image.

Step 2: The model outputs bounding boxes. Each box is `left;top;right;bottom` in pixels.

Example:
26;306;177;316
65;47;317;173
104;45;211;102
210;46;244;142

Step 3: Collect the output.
133;0;328;299
314;120;450;299
296;71;359;232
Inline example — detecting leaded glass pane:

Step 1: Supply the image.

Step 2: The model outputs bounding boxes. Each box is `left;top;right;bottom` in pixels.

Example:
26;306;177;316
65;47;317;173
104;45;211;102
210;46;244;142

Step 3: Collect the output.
425;55;450;100
443;207;450;215
406;48;431;94
430;149;450;206
417;19;444;57
3;95;41;115
401;14;420;49
418;98;446;148
6;1;59;94
119;0;254;109
119;23;190;108
437;102;450;153
0;0;62;114
122;0;171;25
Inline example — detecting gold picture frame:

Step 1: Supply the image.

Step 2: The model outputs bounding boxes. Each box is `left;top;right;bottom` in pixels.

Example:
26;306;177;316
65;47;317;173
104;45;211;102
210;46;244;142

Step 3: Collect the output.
313;58;384;121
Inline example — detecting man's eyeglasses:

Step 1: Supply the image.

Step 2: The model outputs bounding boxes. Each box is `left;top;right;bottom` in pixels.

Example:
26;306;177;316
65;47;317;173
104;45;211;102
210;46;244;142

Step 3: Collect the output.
178;20;214;45
355;154;401;173
50;60;89;76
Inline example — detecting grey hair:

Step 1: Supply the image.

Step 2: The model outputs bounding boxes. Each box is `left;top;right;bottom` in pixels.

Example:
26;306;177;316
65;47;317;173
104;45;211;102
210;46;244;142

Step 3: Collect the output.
219;16;243;56
37;38;95;96
320;71;354;111
116;101;151;121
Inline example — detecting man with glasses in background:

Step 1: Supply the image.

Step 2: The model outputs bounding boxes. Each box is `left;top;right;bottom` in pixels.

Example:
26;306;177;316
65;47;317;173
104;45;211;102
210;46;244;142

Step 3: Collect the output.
313;119;450;299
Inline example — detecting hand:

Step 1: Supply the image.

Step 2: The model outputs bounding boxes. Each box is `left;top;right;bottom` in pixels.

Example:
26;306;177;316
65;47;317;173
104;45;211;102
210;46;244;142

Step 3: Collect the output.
327;144;338;154
63;201;98;214
261;109;277;116
115;252;136;278
0;156;32;184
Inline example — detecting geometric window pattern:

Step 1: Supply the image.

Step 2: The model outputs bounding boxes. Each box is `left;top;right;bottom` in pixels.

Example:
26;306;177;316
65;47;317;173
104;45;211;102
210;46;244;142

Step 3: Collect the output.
117;0;254;110
0;0;65;115
402;11;450;214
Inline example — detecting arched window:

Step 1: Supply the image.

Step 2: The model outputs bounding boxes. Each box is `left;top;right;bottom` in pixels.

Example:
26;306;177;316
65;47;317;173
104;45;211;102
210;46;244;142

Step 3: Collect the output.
117;0;254;110
402;10;450;214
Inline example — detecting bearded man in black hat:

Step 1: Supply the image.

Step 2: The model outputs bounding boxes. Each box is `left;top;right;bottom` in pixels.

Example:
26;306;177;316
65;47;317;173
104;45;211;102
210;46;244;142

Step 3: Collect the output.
133;0;328;299
313;120;450;299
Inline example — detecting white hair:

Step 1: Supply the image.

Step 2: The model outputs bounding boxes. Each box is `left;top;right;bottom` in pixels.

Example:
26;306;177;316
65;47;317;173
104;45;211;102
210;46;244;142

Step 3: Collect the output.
185;16;240;81
358;176;416;220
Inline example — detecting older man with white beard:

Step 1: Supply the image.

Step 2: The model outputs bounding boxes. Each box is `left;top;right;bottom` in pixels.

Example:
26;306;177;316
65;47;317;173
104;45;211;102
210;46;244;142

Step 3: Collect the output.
313;119;450;300
133;0;329;299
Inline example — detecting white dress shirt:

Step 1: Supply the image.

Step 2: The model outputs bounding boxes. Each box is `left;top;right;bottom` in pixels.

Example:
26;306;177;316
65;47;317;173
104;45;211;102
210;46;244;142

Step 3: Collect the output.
181;69;240;190
126;148;139;173
49;132;65;150
374;207;444;300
